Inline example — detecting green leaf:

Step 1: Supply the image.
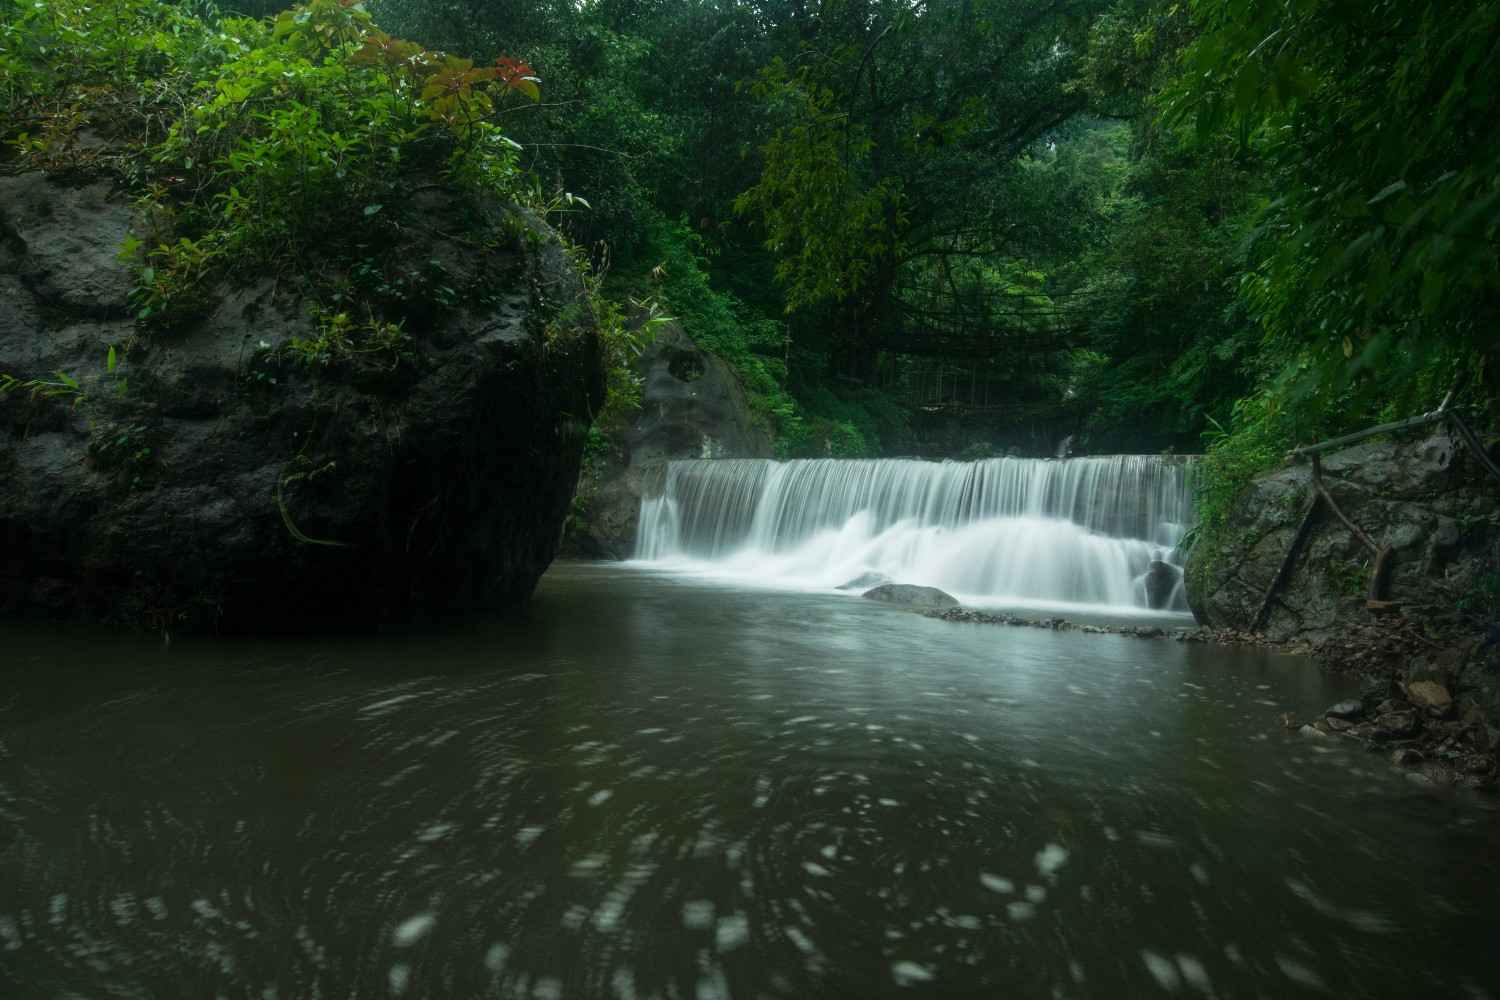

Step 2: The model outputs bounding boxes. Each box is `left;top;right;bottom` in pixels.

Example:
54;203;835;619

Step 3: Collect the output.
1420;270;1445;315
363;203;383;217
107;345;117;373
1367;181;1407;206
1233;61;1260;116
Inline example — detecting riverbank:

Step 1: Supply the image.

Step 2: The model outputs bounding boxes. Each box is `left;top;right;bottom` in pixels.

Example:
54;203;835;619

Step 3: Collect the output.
926;605;1498;790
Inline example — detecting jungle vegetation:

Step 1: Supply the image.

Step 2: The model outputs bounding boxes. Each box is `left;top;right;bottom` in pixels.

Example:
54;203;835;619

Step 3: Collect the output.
4;0;1497;560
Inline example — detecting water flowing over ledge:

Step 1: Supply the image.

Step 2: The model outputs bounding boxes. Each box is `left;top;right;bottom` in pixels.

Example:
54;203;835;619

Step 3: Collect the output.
634;456;1195;613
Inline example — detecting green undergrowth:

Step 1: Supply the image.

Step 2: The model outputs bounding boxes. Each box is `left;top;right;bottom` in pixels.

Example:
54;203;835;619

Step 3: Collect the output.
607;215;910;458
1185;352;1478;594
615;216;799;445
1;0;604;369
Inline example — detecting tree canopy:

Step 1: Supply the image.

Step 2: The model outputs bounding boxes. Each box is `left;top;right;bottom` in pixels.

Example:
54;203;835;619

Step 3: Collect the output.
6;0;1495;466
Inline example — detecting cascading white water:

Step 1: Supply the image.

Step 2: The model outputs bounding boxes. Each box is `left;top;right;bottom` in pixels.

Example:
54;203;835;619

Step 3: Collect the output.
634;456;1195;613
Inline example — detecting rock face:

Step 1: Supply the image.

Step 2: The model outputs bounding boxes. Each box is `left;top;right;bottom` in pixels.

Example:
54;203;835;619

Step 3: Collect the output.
1186;431;1499;641
563;321;773;558
0;171;601;631
862;584;960;610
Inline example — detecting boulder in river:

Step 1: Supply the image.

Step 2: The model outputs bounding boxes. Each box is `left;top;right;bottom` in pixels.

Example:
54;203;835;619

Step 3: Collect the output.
1142;560;1179;610
862;584;960;610
0;172;601;631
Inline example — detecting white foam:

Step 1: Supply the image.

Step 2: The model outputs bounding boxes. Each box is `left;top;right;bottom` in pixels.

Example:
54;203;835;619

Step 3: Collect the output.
1005;901;1037;921
980;873;1014;894
892;961;935;986
1141;950;1181;991
392;913;435;948
1275;956;1328;990
715;914;750;952
1034;843;1069;877
682;901;715;930
1176;954;1212;994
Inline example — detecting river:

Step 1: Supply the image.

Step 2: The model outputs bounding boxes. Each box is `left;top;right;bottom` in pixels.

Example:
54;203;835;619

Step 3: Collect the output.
1;562;1496;998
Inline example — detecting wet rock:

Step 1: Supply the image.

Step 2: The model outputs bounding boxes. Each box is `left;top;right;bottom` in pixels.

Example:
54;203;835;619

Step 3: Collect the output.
1360;674;1396;700
1142;560;1178;610
0;171;603;630
1391;748;1423;767
1325;716;1356;733
1325;700;1364;720
560;321;775;557
1375;698;1404;716
862;584;960;610
1298;724;1330;739
1461;754;1495;776
1405;680;1454;718
1374;710;1421;740
1184;429;1499;643
837;572;891;591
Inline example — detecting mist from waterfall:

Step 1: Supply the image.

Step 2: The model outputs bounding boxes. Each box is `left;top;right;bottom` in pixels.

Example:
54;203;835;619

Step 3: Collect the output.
634;456;1196;614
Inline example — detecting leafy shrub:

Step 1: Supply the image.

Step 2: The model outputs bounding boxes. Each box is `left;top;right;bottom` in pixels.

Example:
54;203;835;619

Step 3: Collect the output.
6;0;543;332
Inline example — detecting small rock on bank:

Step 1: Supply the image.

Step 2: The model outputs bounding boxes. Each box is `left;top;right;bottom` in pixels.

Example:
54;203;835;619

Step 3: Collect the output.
1405;680;1454;718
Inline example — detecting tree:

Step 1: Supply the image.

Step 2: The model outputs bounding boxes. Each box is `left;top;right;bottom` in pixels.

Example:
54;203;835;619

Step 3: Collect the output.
1164;0;1500;427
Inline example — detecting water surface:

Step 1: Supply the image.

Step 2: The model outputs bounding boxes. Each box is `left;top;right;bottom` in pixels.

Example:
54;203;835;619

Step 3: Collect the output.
1;563;1496;998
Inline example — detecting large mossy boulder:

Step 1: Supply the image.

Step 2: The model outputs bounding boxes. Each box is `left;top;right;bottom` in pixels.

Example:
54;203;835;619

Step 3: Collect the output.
1185;431;1499;640
563;321;773;558
0;171;602;631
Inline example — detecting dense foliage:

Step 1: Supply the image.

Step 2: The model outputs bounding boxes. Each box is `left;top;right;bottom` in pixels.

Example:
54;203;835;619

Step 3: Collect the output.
1164;0;1500;565
4;0;1495;512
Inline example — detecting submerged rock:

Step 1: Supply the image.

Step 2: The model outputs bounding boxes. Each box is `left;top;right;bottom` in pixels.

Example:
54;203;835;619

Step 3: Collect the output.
1325;700;1364;720
0;172;602;631
862;584;960;610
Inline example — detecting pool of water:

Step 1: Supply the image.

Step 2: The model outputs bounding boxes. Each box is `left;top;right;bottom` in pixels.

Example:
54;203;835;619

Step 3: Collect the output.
1;562;1496;998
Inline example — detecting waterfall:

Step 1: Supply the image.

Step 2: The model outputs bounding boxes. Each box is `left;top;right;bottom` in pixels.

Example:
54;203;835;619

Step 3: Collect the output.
634;456;1195;613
